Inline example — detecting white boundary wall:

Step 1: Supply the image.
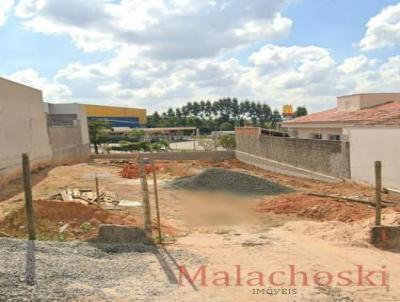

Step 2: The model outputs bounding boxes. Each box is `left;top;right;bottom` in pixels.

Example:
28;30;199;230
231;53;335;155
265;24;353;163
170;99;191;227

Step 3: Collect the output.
346;127;400;190
0;78;52;186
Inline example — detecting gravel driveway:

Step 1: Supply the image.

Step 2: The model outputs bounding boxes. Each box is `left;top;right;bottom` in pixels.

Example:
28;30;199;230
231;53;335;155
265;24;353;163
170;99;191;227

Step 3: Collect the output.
0;239;205;302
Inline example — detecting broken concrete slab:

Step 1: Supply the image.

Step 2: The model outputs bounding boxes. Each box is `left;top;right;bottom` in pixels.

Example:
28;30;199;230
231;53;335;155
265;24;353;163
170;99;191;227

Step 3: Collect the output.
97;224;153;245
118;200;142;207
370;225;400;250
241;239;271;247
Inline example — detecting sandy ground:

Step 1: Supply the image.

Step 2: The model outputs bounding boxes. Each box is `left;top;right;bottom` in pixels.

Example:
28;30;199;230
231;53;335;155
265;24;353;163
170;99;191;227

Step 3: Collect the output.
1;159;400;301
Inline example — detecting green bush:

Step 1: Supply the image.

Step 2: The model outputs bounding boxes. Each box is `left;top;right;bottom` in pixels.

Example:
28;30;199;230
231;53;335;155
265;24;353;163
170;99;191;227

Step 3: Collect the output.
198;138;216;151
219;122;234;131
218;134;236;150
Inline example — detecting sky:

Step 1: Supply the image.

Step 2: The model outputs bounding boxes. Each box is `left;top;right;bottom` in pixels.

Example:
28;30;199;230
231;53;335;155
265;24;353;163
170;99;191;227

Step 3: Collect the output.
1;0;400;113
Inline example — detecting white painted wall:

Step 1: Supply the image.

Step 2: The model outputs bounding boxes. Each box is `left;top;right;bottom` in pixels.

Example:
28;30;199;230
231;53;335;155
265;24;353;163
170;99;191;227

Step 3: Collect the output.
289;127;343;140
347;127;400;190
337;93;400;111
0;77;52;184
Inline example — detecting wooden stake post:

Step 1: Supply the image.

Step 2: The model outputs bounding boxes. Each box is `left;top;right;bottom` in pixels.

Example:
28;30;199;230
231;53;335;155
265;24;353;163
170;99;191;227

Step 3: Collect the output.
152;160;162;244
95;174;100;205
139;158;152;234
375;161;382;226
22;154;36;240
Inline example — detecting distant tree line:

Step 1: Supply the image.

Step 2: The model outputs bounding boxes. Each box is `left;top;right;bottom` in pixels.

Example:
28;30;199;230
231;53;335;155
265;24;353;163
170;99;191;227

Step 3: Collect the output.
147;98;308;133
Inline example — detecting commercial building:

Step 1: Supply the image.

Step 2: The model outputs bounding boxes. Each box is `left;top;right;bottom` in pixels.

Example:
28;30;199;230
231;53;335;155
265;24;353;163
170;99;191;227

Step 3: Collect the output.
84;104;147;128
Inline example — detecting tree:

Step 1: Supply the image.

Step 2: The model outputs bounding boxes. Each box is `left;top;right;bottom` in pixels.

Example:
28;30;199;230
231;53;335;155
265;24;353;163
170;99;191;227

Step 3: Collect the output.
147;111;161;128
218;134;236;150
88;120;112;154
198;138;216;151
271;109;282;129
249;102;258;126
146;98;279;132
295;106;308;117
219;122;233;131
130;128;145;141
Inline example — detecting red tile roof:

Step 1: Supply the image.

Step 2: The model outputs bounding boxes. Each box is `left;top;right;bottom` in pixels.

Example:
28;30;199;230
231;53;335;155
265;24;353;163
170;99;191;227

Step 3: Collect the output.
283;102;400;126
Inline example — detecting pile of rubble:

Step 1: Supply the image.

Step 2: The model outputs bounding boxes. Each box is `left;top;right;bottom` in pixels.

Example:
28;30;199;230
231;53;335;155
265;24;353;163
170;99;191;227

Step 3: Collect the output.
52;188;142;209
120;162;163;179
54;188;118;206
170;168;294;196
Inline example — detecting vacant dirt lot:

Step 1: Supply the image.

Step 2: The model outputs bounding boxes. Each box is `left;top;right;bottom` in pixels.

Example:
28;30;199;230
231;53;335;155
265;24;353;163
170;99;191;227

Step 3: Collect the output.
1;159;400;301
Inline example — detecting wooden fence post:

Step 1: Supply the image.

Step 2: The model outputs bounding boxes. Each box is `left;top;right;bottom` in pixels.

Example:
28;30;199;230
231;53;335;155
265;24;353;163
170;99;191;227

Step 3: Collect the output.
152;160;162;244
22;154;36;240
375;161;382;226
139;158;152;234
95;174;100;205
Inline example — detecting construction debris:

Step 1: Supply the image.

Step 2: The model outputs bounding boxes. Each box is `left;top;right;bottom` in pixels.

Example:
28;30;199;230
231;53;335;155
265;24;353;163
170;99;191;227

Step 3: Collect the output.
59;223;69;233
55;188;119;206
170;168;294;196
120;162;163;179
307;192;395;208
118;200;142;207
0;231;12;238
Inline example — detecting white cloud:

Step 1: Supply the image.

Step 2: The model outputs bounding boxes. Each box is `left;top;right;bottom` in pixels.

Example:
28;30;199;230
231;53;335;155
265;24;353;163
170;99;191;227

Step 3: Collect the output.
359;3;400;51
249;44;335;89
15;0;293;58
5;43;400;113
9;69;71;102
337;55;377;73
250;44;331;66
7;1;400;113
50;52;249;110
0;0;14;26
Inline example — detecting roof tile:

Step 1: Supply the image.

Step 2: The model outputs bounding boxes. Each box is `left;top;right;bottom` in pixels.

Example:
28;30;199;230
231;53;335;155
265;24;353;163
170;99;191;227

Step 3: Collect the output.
283;102;400;126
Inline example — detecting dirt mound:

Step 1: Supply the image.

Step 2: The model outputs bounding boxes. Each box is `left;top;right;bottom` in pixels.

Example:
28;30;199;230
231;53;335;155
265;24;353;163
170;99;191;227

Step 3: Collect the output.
0;200;177;241
121;163;161;179
257;193;375;222
170;168;293;196
121;162;192;179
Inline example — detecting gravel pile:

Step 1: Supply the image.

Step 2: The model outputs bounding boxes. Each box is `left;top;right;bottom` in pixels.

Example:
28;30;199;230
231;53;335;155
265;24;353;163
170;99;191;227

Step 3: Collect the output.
0;239;205;302
170;168;293;196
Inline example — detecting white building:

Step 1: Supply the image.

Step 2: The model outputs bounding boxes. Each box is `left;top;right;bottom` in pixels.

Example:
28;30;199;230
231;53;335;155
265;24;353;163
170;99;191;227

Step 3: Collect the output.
282;93;400;190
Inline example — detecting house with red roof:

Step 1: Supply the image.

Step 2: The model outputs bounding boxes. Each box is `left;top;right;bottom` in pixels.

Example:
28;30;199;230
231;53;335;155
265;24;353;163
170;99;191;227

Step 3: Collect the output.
283;93;400;140
282;93;400;190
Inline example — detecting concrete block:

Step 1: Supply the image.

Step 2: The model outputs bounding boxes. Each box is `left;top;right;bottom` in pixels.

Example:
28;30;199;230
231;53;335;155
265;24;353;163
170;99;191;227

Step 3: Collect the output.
97;224;153;244
370;226;400;249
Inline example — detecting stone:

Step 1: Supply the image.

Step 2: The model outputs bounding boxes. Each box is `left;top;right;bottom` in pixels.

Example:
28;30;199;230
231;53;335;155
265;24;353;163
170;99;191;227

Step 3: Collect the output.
97;224;153;244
